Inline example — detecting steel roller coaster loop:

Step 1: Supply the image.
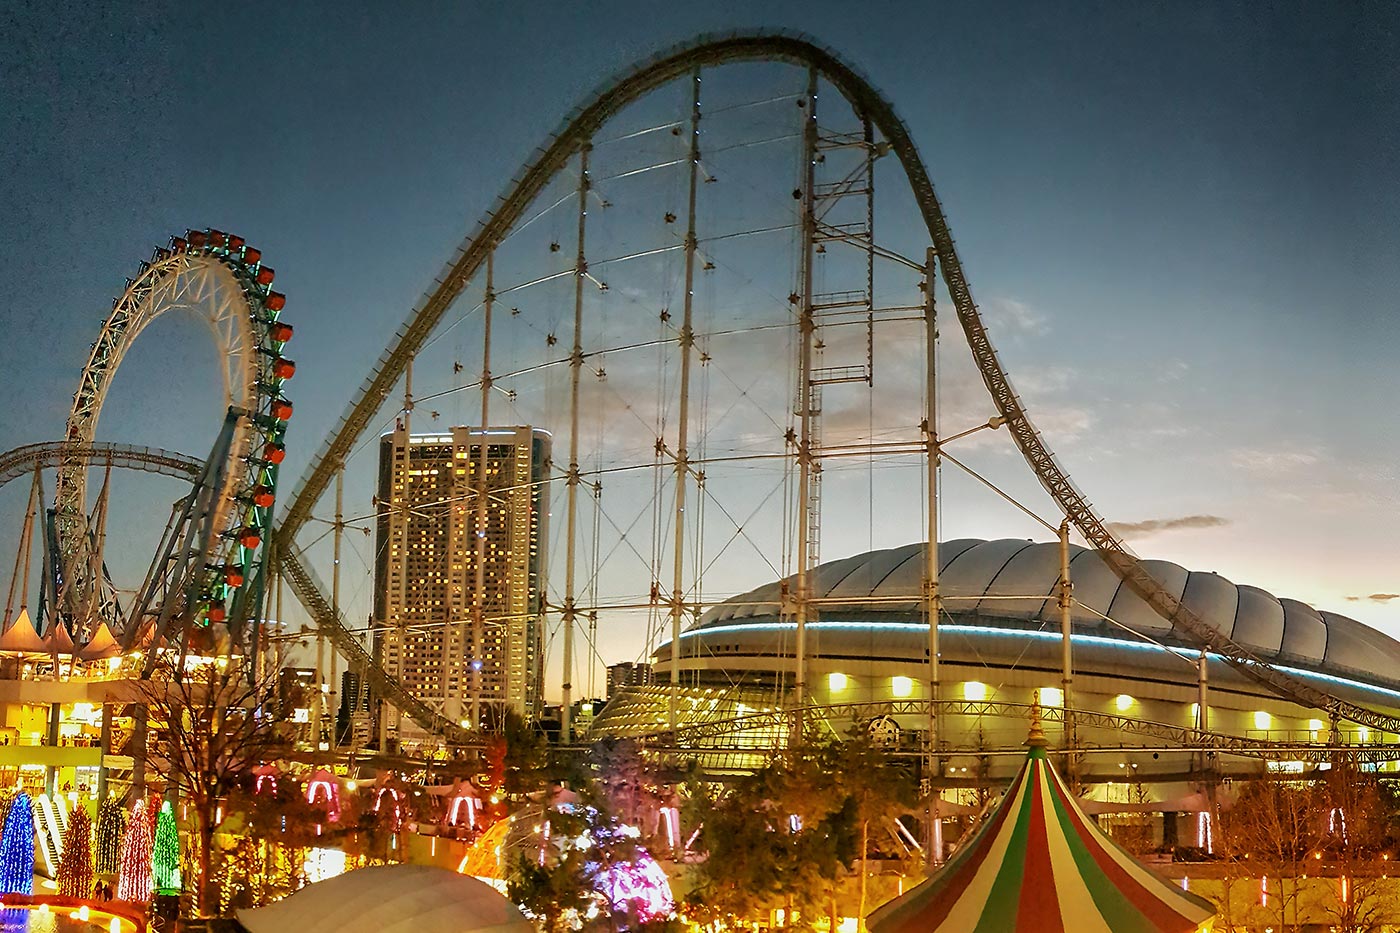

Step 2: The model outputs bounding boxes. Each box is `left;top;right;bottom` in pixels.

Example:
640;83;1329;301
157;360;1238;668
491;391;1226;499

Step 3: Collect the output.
276;31;1390;740
52;228;294;654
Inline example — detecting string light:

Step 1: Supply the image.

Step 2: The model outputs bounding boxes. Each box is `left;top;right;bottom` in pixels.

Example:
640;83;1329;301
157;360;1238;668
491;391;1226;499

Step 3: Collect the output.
58;804;94;897
152;801;181;896
0;793;34;894
306;772;341;823
116;800;153;903
96;798;127;877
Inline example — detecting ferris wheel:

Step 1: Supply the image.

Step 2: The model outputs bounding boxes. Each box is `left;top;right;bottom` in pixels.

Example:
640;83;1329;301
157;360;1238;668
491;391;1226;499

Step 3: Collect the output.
50;228;295;659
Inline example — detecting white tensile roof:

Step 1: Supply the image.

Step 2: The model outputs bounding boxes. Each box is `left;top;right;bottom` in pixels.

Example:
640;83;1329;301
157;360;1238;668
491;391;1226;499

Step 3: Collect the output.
237;865;533;933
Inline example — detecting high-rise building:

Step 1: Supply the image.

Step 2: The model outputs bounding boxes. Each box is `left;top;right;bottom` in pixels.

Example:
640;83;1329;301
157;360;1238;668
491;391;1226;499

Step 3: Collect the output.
373;426;550;735
606;662;654;699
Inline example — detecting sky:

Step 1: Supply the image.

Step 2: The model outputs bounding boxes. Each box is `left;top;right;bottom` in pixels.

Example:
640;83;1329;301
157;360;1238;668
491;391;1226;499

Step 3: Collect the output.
1;1;1397;700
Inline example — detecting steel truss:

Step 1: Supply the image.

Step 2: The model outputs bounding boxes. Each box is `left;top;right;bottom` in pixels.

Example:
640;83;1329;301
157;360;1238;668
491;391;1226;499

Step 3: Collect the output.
275;31;1395;741
52;230;293;655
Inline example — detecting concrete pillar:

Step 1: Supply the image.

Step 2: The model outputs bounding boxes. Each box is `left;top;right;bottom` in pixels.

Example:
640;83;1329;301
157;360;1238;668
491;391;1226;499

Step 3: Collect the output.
97;703;111;801
44;702;61;797
131;704;148;798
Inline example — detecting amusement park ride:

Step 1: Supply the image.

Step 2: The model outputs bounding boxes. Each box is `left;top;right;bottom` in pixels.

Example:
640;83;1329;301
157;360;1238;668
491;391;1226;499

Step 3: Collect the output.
2;32;1392;772
1;228;292;676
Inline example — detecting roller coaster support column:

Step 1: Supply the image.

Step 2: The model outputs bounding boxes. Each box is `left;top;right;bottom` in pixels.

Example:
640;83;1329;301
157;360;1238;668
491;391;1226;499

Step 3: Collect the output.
922;246;943;864
562;143;591;742
791;67;819;730
1058;518;1077;782
470;251;495;731
668;70;703;733
329;463;343;744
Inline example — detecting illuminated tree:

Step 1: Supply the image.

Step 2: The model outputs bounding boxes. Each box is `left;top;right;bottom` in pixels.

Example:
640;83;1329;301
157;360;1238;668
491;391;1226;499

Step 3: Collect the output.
117;800;154;903
0;792;34;894
135;654;287;915
95;797;127;878
58;804;94;898
1314;754;1400;933
153;801;182;896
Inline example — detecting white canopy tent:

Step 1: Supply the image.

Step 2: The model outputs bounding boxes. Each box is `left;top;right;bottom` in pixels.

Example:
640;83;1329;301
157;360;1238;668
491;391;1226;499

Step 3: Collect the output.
237;865;534;933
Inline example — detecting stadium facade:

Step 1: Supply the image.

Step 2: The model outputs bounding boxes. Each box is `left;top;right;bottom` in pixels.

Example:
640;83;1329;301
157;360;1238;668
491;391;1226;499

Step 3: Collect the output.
596;539;1400;790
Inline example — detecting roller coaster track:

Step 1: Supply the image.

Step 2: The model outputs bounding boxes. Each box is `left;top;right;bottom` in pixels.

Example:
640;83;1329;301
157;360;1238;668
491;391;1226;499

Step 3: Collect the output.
657;698;1400;766
0;443;202;492
277;542;472;744
276;31;1397;739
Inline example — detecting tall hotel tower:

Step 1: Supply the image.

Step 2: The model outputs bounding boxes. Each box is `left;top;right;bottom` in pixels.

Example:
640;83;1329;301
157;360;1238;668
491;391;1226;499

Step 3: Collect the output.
373;426;550;737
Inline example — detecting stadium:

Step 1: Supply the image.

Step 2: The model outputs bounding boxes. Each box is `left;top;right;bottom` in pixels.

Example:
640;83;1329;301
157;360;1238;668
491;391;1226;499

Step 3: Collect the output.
596;538;1400;796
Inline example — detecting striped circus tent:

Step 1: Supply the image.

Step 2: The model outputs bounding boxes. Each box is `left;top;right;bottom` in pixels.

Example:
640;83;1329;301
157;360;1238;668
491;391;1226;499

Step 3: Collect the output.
868;713;1216;933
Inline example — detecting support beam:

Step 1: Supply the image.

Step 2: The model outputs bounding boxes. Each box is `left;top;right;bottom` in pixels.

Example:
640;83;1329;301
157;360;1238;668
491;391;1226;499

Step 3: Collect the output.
561;143;591;742
1059;518;1076;780
792;67;819;724
668;69;703;733
470;251;495;730
922;246;942;865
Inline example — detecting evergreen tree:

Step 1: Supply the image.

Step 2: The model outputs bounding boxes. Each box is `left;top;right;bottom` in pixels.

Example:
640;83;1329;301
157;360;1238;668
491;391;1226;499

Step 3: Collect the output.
95;797;127;877
117;799;154;903
153;801;182;896
0;793;33;895
58;805;94;898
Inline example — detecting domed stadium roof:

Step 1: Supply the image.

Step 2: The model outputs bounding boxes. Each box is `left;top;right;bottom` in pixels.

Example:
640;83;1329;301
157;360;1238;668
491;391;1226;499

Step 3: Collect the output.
698;539;1400;683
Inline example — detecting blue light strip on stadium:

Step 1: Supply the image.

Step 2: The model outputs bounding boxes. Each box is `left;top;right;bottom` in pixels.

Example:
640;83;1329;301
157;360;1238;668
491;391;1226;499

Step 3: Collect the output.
671;620;1400;704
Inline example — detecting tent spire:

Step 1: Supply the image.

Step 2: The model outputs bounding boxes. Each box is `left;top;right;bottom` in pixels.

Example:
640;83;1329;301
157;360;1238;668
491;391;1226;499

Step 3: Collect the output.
1025;691;1047;748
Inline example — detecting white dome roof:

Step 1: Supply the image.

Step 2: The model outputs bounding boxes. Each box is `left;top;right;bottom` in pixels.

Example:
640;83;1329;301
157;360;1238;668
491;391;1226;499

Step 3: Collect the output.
698;538;1400;682
237;865;533;933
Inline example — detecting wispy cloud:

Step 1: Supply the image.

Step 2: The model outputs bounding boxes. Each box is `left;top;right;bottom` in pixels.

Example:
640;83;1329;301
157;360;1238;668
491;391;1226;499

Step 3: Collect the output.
1229;448;1320;473
1106;514;1231;536
1347;593;1400;603
981;296;1048;336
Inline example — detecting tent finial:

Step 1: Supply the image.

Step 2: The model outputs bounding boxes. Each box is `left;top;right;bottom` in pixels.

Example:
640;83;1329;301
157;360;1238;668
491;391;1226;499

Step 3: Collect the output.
1026;690;1047;747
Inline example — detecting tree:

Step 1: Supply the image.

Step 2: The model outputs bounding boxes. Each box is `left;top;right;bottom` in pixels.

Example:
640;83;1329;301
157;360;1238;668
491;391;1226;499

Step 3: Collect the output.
58;804;94;898
133;654;289;916
1314;755;1400;932
117;800;153;903
685;737;884;929
95;797;127;879
1224;774;1314;931
827;732;916;929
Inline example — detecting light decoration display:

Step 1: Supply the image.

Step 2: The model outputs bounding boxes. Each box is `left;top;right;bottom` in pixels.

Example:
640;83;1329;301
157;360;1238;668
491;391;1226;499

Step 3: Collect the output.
374;787;403;832
306;770;341;823
582;821;675;924
58;804;94;897
153;801;181;896
0;792;34;894
445;793;480;829
116;800;153;903
253;765;279;795
302;847;348;884
95;797;127;876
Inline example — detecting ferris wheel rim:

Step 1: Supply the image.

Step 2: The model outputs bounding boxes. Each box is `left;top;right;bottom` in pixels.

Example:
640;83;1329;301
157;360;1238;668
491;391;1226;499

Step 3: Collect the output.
53;229;294;642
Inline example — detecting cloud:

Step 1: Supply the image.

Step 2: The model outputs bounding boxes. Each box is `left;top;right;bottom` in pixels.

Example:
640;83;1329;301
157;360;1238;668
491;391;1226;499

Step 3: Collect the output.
1106;514;1231;536
1229;448;1319;473
980;297;1048;336
1349;593;1400;603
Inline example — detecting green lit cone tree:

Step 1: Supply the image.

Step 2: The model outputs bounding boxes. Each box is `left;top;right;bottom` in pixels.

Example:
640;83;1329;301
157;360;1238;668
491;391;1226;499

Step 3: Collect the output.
153;801;181;897
58;805;94;898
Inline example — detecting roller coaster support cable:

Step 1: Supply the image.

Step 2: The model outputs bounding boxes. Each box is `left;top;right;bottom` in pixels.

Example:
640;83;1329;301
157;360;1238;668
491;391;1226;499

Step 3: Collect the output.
274;32;1390;738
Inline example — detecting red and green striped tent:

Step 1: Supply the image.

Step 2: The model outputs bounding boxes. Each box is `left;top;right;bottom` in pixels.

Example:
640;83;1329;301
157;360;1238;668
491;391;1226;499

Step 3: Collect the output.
868;732;1216;932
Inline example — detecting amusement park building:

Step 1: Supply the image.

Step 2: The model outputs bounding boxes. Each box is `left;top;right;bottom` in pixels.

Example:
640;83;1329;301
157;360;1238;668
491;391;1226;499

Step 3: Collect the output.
602;539;1400;786
374;427;550;736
